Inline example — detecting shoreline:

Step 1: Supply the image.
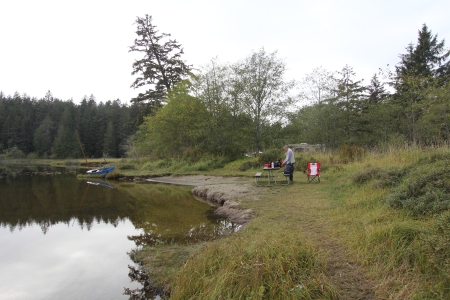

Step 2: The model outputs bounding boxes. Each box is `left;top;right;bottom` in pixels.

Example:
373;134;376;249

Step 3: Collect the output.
143;175;260;225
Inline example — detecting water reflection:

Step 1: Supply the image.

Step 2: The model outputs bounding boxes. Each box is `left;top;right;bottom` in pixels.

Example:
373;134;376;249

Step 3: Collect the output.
0;165;237;300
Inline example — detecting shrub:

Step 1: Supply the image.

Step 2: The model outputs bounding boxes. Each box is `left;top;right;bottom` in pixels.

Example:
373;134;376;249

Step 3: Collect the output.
26;152;39;159
182;147;205;163
374;168;408;188
387;166;450;216
293;155;309;172
352;167;407;188
257;148;284;165
210;156;232;169
3;146;26;158
423;211;450;286
352;167;382;184
239;160;259;171
337;145;366;163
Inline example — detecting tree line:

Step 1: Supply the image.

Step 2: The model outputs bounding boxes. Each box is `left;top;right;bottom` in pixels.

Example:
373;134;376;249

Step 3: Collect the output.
2;19;449;160
131;19;450;159
0;91;143;159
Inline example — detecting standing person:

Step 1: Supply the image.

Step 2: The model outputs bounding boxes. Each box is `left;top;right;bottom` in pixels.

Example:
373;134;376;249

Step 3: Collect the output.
281;145;295;182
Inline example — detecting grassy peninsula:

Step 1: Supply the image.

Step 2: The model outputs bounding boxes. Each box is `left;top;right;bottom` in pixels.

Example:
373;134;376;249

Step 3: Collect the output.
108;145;449;299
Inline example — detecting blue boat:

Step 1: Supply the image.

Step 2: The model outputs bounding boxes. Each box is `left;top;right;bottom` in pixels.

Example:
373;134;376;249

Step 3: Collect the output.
86;166;115;175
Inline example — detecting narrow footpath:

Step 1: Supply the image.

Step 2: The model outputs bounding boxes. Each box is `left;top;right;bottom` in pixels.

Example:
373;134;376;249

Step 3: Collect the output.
284;184;376;299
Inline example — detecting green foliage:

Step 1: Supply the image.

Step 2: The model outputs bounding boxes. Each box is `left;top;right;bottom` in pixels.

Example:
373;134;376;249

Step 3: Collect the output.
51;125;80;159
293;155;310;172
239;160;259;171
195;58;253;158
387;165;450;216
33;116;54;157
0;93;137;159
257;148;284;165
129;14;191;104
133;81;210;159
103;121;118;157
234;48;295;153
423;211;450;288
352;167;407;188
3;146;25;158
337;145;366;163
396;23;449;79
185;156;231;171
182;146;205;163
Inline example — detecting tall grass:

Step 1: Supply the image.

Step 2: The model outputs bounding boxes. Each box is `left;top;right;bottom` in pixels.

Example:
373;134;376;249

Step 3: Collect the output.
171;224;338;299
322;146;450;299
134;145;450;299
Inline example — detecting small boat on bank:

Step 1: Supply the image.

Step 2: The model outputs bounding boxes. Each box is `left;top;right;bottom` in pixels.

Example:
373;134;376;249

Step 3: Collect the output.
75;130;115;177
86;166;115;175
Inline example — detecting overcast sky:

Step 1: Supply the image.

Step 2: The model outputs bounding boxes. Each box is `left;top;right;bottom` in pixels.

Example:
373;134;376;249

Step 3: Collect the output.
1;0;449;104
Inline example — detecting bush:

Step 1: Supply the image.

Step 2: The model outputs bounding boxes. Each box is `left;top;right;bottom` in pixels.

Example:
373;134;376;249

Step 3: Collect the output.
26;152;39;159
337;145;366;163
423;211;450;286
294;155;314;172
373;168;408;188
352;167;382;184
239;160;259;171
352;167;407;188
182;147;205;163
387;166;450;216
257;148;284;165
3;146;26;158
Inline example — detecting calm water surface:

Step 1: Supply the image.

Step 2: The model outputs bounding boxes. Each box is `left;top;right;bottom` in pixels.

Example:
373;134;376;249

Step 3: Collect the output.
0;165;237;300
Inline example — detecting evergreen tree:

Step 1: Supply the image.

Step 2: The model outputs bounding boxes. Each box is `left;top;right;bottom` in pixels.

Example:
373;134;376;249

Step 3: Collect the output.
329;65;366;145
366;74;389;105
393;24;450;144
129;14;191;106
51;105;80;158
103;121;118;158
396;24;450;79
33;116;54;157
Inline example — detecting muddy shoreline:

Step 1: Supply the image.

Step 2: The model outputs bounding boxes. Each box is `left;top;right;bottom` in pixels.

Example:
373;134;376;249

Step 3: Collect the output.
125;175;260;226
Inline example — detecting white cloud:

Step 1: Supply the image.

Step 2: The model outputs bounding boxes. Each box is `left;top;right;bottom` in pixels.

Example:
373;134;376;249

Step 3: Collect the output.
0;0;448;103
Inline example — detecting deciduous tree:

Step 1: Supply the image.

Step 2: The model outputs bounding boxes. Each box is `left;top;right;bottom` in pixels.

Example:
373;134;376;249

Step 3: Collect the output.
234;48;295;153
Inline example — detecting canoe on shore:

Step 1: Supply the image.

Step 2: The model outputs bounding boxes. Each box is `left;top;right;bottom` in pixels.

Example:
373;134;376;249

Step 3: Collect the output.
86;166;115;175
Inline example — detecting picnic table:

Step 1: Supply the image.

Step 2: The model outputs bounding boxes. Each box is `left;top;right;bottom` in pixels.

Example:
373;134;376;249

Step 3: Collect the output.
255;166;280;186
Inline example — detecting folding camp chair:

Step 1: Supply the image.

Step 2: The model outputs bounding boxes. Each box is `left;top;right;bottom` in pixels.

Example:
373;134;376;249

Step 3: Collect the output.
304;162;321;183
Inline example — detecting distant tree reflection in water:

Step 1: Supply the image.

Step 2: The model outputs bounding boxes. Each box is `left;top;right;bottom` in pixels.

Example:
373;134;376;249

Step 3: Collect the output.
1;165;239;300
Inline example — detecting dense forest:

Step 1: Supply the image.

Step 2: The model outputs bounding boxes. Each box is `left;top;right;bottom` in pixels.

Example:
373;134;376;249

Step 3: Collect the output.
1;20;449;160
0;92;145;159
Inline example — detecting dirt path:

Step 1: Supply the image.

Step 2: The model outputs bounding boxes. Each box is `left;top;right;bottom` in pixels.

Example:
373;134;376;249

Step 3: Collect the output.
291;186;375;299
147;175;376;299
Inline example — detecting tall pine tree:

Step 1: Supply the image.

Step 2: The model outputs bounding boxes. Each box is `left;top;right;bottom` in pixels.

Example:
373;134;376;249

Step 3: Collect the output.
129;15;191;107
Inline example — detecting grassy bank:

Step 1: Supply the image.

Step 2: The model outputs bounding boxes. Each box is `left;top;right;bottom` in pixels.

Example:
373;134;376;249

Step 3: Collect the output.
4;147;449;298
128;146;450;299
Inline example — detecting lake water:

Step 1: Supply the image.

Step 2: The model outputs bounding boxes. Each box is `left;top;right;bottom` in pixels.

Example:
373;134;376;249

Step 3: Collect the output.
0;165;237;299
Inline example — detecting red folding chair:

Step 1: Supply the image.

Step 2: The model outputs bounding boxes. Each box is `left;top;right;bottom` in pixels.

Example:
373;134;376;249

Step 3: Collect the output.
304;162;321;183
